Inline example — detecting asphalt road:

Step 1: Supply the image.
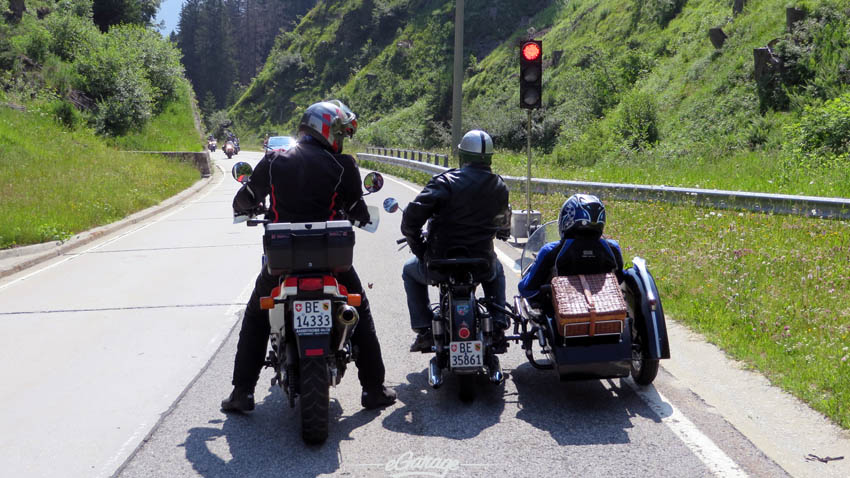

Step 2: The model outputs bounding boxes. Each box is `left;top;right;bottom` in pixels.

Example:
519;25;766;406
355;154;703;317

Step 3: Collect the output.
2;150;849;478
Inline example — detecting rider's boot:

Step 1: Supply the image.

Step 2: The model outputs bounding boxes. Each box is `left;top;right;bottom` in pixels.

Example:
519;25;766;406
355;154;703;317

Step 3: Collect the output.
220;386;255;413
409;328;434;353
361;385;397;409
491;322;509;354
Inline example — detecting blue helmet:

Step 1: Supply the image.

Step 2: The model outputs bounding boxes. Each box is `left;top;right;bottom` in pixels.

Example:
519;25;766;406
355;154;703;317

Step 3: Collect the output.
558;194;606;239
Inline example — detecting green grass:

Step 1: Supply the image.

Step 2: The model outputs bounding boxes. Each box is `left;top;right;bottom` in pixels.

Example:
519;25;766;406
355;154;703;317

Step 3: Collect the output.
107;81;204;152
491;148;850;198
360;158;850;429
0;106;200;248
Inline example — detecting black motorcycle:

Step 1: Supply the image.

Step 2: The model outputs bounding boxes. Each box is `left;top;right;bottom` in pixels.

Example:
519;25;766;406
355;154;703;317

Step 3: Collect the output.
384;198;506;401
232;161;383;444
510;220;670;384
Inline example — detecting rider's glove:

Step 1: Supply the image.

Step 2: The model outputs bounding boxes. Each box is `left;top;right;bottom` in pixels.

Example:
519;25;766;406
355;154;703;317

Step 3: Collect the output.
496;228;511;241
408;237;426;261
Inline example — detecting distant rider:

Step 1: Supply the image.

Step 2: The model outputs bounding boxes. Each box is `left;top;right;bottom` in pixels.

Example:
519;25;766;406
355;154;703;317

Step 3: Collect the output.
518;194;624;300
400;129;511;353
221;100;396;412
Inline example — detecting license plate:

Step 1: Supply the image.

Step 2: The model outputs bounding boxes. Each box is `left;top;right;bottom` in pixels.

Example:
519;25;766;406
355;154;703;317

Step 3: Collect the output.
449;341;483;369
293;300;332;335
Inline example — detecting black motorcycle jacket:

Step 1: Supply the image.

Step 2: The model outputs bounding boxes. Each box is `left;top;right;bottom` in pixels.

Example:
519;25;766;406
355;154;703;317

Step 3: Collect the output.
401;162;509;260
233;137;370;225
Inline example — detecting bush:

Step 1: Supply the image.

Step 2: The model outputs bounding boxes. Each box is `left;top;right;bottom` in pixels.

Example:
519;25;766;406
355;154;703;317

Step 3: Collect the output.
783;92;850;165
107;25;183;108
76;36;153;134
50;99;82;129
645;0;686;27
9;17;52;64
614;90;658;149
45;10;99;62
93;68;153;134
553;121;614;167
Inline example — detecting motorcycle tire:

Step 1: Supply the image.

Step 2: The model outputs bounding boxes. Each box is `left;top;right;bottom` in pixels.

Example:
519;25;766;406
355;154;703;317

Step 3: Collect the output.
299;357;330;444
226;152;233;159
630;326;659;385
458;375;476;403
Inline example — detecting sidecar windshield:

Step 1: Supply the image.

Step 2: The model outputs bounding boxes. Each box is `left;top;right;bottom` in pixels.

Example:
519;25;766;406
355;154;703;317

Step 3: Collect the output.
520;220;560;277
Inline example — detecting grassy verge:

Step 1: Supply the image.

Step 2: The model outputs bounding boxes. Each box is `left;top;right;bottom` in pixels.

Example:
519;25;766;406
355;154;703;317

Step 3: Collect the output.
360;158;850;429
107;81;204;152
492;150;850;198
0;107;199;248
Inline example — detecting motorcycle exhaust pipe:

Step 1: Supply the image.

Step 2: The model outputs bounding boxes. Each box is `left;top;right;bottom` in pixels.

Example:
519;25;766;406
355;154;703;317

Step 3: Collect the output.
428;356;443;389
335;305;359;352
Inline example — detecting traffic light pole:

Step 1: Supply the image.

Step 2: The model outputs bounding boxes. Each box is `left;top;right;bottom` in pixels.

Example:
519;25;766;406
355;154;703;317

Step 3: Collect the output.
450;0;464;164
526;109;532;238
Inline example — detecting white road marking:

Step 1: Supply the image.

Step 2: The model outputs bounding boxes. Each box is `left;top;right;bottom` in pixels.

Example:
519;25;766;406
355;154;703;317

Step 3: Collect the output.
495;246;520;275
624;381;749;477
383;174;423;194
96;421;149;478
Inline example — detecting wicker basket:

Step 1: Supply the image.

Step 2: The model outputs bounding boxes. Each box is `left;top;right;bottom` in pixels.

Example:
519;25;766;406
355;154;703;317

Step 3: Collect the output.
550;273;627;337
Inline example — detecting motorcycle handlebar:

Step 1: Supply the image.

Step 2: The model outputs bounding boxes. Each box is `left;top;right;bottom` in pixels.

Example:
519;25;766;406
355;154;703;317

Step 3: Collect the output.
396;237;407;245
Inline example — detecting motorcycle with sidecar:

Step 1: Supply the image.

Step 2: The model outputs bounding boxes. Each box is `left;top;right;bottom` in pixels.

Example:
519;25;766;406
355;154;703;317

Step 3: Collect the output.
502;220;670;384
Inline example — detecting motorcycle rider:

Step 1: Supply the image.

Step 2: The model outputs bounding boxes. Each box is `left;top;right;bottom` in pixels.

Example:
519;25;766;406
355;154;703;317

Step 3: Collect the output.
518;194;624;300
401;129;511;353
221;100;397;412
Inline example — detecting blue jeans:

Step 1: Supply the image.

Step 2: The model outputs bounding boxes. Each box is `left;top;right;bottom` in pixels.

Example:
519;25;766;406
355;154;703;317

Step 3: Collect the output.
402;255;506;331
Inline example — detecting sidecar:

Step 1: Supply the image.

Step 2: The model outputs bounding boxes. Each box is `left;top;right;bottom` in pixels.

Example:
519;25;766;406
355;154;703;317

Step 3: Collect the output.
512;221;670;384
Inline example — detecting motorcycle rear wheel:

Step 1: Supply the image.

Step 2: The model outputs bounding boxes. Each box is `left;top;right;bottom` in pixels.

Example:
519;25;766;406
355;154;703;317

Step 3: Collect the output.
458;375;476;402
299;357;330;444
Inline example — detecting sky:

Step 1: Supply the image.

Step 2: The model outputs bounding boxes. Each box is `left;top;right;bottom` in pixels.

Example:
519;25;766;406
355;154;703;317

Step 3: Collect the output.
154;0;183;37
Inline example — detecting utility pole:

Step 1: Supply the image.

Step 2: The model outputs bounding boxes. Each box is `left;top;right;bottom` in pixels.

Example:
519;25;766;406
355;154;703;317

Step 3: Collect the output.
450;0;464;164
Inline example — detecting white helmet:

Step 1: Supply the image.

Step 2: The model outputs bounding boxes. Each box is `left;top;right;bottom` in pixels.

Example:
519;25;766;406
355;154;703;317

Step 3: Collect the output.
458;129;494;165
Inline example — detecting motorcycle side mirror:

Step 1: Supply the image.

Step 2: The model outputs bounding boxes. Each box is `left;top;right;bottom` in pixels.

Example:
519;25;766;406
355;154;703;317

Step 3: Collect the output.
363;172;384;194
383;197;400;213
232;162;253;184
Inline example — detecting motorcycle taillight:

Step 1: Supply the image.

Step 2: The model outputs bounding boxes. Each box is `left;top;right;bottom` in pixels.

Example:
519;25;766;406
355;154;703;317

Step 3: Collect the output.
299;277;323;291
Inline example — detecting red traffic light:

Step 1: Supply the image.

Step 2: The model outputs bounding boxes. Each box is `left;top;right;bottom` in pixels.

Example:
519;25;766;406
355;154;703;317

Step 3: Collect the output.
521;42;541;61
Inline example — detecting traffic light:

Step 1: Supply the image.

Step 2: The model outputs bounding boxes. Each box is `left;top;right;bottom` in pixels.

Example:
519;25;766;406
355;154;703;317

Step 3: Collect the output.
519;40;542;109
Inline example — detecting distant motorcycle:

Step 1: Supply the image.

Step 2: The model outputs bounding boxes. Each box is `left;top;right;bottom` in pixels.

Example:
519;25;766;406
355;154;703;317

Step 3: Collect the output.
208;138;217;152
223;141;235;159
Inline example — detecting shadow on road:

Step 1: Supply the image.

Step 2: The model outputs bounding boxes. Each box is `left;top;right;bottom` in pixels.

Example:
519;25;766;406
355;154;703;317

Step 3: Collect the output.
381;370;506;439
181;387;383;477
510;363;664;446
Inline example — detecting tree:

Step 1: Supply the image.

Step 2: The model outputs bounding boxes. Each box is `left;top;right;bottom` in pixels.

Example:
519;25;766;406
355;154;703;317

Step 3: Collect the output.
92;0;162;32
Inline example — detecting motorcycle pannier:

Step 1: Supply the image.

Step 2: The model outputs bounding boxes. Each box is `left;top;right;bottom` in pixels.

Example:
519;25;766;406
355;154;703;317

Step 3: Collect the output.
263;221;354;275
550;273;627;338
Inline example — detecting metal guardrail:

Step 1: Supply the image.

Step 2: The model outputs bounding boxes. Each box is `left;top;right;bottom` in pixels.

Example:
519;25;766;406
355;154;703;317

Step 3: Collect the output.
365;147;450;167
357;152;850;219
